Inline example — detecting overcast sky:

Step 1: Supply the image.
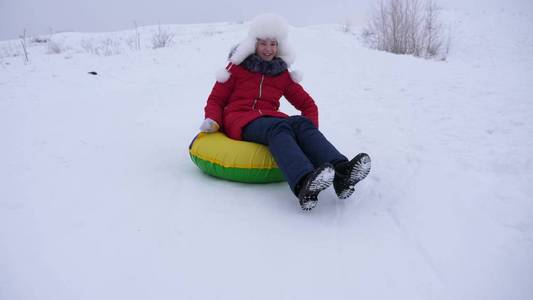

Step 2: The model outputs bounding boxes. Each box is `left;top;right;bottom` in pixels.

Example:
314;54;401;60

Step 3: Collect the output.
0;0;529;40
0;0;374;40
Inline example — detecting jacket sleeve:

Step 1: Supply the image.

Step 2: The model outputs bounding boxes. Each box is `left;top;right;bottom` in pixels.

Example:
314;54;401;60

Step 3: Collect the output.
204;76;234;127
283;78;319;128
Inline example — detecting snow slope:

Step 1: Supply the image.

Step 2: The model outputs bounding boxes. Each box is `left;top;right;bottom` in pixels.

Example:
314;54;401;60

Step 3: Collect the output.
1;8;532;300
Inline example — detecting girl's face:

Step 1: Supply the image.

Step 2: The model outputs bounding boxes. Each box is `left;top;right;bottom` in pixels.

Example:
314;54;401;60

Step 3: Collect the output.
255;38;278;61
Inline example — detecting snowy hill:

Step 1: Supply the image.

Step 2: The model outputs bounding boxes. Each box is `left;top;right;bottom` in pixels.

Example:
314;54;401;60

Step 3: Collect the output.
1;8;532;300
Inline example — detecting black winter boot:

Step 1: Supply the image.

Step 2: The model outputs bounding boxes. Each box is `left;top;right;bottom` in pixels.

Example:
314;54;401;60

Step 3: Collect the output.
333;153;371;199
297;163;335;211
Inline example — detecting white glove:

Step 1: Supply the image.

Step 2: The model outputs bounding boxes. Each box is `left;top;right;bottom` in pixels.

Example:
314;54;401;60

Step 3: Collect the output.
200;118;220;133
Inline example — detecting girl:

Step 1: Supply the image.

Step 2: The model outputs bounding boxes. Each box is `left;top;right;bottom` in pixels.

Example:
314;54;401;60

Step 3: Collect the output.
200;14;371;210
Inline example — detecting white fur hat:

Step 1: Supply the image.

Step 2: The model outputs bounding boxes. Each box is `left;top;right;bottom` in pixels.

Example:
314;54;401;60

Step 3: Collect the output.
230;13;295;66
216;14;300;83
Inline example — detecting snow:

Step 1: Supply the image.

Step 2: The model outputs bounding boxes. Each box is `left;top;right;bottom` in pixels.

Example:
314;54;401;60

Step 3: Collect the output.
1;8;533;300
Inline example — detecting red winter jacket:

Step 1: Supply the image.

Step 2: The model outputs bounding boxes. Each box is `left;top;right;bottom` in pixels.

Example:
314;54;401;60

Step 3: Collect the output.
204;64;319;140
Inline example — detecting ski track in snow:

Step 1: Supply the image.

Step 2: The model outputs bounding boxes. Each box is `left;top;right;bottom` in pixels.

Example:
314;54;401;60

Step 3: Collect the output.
1;8;533;300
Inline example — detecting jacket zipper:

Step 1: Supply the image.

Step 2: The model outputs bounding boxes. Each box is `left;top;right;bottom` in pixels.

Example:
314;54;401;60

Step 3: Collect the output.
259;75;264;98
252;75;265;114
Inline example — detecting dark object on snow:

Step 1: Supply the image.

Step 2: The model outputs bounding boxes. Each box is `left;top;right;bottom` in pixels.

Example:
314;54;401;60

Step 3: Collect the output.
334;153;371;199
88;71;98;75
297;163;335;211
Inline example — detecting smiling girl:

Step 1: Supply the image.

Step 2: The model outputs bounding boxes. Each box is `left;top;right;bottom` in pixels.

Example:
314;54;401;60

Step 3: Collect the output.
200;14;371;210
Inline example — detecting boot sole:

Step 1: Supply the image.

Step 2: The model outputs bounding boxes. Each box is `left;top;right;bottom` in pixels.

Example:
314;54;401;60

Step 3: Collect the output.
337;154;371;199
300;166;335;211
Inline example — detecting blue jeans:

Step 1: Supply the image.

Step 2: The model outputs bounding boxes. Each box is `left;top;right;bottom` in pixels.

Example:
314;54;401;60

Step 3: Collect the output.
242;116;347;194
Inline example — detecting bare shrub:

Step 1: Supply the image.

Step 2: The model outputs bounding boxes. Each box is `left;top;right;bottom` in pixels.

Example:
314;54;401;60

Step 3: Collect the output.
363;0;449;59
81;38;121;56
0;46;9;60
19;29;30;64
0;42;21;59
81;39;96;54
151;24;174;49
98;38;121;56
47;39;64;54
133;21;141;50
31;36;50;44
127;21;142;51
202;26;223;37
126;36;137;51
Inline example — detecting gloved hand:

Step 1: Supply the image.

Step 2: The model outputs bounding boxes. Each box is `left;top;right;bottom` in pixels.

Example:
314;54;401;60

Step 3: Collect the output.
199;118;220;133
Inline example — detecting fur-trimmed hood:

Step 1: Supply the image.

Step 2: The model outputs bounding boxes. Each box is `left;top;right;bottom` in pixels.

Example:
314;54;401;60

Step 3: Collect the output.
216;14;302;83
240;54;288;76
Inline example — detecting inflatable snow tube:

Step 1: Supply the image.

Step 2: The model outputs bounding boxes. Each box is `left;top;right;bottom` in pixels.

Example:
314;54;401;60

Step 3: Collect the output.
189;132;285;183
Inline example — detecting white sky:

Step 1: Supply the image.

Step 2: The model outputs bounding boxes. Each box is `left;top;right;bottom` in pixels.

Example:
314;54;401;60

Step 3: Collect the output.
0;0;530;40
0;0;373;40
